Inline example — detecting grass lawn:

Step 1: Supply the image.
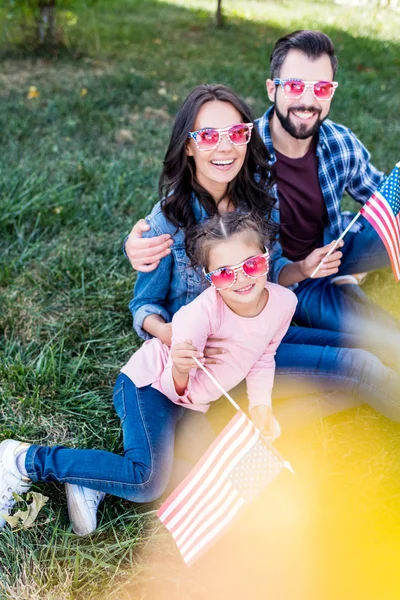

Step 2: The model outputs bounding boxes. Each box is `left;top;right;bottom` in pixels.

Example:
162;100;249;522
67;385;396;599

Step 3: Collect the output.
1;0;400;598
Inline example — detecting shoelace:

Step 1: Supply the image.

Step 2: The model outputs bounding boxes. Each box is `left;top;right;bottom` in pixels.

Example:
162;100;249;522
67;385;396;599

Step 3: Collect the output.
87;491;103;508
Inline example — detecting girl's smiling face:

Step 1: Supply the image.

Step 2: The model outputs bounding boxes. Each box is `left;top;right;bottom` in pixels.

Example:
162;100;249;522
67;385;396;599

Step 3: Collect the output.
206;231;268;317
186;100;249;202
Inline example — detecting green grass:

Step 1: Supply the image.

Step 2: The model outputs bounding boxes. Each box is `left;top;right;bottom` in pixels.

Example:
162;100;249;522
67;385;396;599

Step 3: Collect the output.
1;0;400;598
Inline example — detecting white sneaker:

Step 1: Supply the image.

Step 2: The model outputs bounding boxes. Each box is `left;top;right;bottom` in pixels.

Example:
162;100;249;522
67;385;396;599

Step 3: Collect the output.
0;440;32;528
65;483;105;536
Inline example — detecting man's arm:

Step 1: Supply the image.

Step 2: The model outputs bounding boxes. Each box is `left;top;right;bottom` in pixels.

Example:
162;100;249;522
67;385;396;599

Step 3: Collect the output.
125;219;174;272
345;131;385;203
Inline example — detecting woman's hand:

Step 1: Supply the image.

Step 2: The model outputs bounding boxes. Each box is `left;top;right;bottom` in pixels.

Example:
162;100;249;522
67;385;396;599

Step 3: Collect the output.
300;240;344;279
125;219;173;272
203;337;227;365
250;405;275;437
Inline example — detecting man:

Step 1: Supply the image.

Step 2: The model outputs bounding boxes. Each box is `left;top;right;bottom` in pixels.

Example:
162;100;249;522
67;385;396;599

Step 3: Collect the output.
125;29;397;336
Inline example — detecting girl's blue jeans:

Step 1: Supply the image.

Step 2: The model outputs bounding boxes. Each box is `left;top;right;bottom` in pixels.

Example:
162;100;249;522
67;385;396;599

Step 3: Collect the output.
25;325;400;502
25;374;192;502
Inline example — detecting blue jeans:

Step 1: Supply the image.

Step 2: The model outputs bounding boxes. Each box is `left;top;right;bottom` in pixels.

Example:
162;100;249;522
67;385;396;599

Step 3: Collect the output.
293;216;400;334
275;325;400;422
26;331;400;502
25;374;207;502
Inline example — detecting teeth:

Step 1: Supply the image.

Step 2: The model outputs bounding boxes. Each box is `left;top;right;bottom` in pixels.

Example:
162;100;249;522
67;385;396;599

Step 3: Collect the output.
292;111;315;120
236;284;253;292
211;160;234;165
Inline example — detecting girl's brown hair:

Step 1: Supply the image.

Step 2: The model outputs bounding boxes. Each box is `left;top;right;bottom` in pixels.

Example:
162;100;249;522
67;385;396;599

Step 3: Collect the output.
186;212;270;271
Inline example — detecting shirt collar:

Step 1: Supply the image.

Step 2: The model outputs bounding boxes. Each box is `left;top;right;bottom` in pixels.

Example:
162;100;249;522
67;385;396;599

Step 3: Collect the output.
259;106;276;162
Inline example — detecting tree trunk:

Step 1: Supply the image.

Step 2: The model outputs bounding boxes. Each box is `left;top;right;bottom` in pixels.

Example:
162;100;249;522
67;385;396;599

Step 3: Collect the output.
216;0;223;27
37;0;57;46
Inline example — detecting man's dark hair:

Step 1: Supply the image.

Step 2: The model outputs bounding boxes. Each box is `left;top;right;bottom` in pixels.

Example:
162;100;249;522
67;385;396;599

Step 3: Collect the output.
270;30;338;79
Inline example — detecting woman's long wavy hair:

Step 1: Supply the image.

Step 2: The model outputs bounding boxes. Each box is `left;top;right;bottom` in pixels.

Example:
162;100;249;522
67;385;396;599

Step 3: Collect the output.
159;84;277;243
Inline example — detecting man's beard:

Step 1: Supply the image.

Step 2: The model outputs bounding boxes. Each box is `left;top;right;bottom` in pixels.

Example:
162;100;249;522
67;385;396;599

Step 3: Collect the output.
274;102;328;140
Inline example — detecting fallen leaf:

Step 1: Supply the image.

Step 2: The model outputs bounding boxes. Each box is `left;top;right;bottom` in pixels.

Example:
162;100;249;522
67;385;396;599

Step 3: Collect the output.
128;112;140;123
152;38;162;45
144;107;171;122
356;64;375;73
27;86;40;100
115;129;135;144
3;492;49;530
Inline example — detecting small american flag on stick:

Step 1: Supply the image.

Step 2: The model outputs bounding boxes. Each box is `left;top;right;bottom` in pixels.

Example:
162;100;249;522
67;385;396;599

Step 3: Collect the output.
157;411;290;566
360;162;400;281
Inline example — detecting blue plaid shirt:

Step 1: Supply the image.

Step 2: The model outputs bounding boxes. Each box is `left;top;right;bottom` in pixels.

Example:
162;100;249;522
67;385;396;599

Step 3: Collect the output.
256;106;385;285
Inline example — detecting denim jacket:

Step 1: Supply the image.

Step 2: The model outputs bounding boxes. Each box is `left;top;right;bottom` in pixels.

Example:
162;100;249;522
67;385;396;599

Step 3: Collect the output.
130;197;209;340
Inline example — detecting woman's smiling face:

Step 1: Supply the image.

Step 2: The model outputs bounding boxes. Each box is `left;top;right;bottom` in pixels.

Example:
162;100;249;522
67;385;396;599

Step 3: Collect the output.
186;100;249;201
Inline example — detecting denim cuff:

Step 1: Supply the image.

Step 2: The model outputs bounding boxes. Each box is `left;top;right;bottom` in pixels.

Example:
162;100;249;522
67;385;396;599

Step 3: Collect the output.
270;256;299;291
133;304;171;340
122;235;129;260
24;444;42;482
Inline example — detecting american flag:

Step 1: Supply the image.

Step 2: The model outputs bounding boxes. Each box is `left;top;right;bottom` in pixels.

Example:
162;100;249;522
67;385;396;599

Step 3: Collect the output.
360;162;400;281
157;411;289;566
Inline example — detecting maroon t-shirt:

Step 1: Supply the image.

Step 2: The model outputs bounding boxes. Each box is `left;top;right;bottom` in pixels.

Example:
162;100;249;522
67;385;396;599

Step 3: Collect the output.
274;137;328;262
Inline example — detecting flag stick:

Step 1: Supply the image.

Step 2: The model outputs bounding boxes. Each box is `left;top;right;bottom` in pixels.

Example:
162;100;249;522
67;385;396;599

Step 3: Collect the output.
310;211;362;278
192;357;295;472
193;356;241;411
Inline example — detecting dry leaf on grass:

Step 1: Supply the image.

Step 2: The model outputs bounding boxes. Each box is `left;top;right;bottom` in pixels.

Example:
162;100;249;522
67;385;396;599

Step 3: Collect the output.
144;107;171;122
3;491;49;530
27;86;40;100
129;112;140;123
115;129;135;144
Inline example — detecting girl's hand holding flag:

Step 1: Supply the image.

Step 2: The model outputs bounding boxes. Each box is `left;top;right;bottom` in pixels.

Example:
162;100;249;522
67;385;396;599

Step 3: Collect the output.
171;340;204;395
250;405;275;437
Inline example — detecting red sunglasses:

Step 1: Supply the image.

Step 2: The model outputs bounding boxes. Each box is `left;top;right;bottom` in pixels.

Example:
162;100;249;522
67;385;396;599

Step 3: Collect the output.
187;123;253;151
204;251;270;290
274;78;338;101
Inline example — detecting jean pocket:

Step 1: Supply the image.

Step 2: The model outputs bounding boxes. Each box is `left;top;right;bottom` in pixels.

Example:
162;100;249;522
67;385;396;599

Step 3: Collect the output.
113;380;127;423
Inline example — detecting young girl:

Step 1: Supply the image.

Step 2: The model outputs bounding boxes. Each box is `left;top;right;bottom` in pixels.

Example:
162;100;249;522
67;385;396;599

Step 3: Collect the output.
0;213;296;537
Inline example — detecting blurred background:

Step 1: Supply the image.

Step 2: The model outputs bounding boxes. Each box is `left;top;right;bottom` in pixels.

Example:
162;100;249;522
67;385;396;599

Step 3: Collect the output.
1;1;400;598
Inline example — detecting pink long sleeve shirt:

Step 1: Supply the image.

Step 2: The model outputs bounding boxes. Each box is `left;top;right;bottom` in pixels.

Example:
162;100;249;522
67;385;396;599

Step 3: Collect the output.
121;282;297;413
